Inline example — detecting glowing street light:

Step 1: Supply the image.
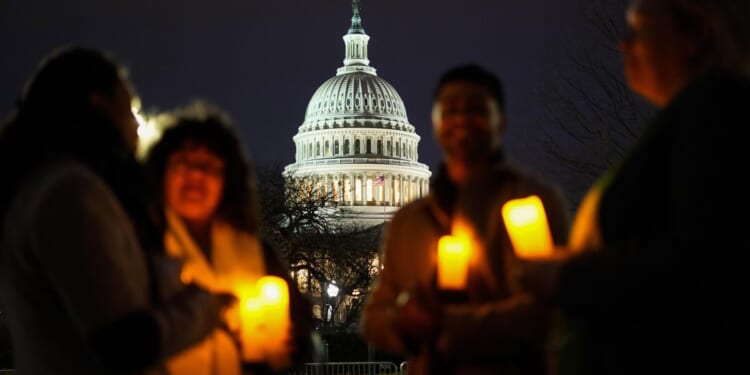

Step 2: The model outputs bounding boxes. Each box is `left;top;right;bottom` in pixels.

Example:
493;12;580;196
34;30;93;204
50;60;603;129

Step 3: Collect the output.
327;282;340;298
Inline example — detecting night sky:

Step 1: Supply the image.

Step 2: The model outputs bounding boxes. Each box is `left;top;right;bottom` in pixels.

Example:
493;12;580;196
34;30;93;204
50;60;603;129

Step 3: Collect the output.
1;0;593;174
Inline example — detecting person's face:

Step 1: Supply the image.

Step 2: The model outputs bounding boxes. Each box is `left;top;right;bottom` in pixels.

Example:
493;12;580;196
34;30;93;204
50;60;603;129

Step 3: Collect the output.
164;145;226;226
92;78;139;152
432;81;504;164
619;0;699;106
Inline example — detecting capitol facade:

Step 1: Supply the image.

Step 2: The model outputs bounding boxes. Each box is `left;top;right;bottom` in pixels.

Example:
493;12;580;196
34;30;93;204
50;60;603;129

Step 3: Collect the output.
284;1;431;225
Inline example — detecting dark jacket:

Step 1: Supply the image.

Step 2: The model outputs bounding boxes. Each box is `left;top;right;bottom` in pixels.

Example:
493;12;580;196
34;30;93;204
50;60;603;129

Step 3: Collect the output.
557;70;750;374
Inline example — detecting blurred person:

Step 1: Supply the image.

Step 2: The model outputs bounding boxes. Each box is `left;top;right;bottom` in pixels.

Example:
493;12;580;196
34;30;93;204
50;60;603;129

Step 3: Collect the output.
0;46;234;374
360;64;570;375
518;0;750;373
144;101;315;375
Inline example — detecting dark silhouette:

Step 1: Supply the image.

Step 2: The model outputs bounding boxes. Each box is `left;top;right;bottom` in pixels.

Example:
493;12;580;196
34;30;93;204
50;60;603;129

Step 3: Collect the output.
520;1;750;373
0;46;233;374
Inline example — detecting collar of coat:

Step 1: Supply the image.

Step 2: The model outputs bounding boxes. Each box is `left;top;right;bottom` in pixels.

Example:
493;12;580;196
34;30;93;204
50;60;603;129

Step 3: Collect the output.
427;149;507;231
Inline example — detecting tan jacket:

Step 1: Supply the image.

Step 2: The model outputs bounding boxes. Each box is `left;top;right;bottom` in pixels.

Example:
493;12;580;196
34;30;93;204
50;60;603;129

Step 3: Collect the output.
164;210;266;375
361;161;570;375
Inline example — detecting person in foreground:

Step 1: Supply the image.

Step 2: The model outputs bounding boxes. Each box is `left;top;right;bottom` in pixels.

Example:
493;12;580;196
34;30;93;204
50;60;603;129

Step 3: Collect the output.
144;102;315;375
519;0;750;373
360;64;570;375
0;47;234;374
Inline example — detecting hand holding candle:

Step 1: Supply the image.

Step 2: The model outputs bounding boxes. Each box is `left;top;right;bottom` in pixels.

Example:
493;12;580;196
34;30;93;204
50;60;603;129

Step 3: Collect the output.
501;195;554;259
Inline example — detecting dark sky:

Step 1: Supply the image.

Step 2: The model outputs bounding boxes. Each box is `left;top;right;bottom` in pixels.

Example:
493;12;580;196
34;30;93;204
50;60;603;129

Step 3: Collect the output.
0;0;585;172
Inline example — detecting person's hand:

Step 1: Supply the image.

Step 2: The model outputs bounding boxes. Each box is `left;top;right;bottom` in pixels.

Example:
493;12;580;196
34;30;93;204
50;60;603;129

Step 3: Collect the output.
391;283;440;355
514;251;570;300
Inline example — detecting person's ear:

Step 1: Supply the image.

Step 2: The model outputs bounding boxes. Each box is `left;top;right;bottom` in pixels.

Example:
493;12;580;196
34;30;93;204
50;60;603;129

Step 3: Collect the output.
431;102;443;139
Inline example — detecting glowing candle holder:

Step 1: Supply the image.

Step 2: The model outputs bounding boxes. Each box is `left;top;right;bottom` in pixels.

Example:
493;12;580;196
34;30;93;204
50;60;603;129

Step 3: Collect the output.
239;293;266;362
437;235;471;290
237;276;291;369
501;195;554;258
256;276;291;370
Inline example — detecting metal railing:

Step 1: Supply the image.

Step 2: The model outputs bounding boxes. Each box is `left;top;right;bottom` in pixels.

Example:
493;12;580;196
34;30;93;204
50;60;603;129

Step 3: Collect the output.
1;362;409;375
289;361;401;375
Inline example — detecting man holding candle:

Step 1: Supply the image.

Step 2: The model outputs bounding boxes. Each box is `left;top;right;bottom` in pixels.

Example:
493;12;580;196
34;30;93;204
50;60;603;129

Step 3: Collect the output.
361;64;570;375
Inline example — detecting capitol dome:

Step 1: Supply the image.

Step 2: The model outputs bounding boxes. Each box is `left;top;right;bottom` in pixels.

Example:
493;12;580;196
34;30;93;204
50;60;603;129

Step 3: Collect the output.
301;73;412;131
284;1;431;225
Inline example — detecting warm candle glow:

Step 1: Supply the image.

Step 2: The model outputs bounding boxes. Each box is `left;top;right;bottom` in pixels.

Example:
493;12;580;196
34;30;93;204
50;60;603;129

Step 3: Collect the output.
256;276;291;370
238;287;265;362
437;235;470;290
501;195;554;258
236;276;291;367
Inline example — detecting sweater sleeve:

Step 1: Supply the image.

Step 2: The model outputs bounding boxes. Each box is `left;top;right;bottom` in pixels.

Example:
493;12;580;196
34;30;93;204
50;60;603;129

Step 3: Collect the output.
30;165;223;370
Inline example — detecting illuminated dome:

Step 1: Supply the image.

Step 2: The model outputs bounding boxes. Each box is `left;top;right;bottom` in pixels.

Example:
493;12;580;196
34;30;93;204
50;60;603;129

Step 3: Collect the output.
301;73;412;132
285;0;431;225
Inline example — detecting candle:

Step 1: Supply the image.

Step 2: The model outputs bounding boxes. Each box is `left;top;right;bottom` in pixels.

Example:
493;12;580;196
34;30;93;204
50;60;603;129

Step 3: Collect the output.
256;276;291;370
437;235;470;290
501;195;554;258
237;276;292;368
238;285;266;362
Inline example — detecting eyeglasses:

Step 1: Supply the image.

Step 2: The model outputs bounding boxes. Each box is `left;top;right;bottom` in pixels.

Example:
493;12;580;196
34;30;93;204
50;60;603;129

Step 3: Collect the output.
167;157;225;177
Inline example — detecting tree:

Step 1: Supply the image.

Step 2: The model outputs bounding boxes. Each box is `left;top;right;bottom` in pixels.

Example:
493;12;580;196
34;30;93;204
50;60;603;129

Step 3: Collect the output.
255;164;382;333
537;0;654;206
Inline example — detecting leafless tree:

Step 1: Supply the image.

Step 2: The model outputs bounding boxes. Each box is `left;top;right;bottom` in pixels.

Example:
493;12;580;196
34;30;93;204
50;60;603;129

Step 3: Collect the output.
256;164;382;332
538;0;654;206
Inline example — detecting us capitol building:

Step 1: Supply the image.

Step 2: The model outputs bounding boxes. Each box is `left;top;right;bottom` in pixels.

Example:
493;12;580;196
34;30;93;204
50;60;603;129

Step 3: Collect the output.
284;1;432;225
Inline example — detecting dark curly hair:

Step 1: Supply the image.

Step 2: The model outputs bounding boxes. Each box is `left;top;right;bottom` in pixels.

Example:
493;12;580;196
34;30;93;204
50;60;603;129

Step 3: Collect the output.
145;101;260;233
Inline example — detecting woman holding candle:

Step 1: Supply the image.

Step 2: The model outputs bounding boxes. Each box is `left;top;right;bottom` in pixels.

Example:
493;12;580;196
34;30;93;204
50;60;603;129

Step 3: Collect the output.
361;64;571;375
144;101;314;375
519;0;750;374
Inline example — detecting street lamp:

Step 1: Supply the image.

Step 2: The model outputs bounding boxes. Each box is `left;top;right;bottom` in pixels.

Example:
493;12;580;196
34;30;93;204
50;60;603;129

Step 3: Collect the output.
326;282;339;323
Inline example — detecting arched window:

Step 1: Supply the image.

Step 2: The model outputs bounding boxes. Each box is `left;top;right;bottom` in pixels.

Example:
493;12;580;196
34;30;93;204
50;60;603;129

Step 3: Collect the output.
316;142;321;156
395;142;400;157
387;141;392;156
344;139;350;155
366;139;372;154
325;141;330;156
402;142;406;157
308;144;312;159
377;140;383;155
334;140;340;155
354;139;361;154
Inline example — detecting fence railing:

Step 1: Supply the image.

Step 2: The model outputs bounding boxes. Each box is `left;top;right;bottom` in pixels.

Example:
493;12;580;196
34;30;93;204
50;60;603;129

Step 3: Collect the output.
1;362;409;375
289;361;402;375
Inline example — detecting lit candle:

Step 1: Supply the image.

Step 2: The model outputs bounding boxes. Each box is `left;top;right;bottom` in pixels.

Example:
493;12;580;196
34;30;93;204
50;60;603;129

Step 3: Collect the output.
437;235;471;290
256;276;291;370
501;195;554;258
238;285;266;362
